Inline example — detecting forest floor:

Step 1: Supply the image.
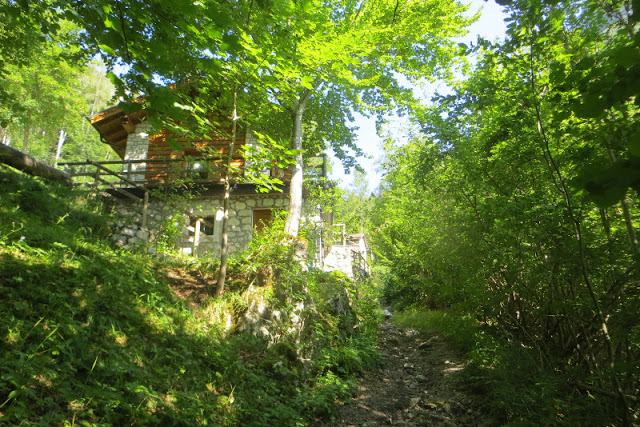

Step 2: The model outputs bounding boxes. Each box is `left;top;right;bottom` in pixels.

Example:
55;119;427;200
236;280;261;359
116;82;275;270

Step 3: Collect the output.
312;313;495;427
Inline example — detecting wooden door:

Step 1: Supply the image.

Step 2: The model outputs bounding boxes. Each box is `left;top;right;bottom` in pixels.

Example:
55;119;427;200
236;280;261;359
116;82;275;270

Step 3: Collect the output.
253;209;273;233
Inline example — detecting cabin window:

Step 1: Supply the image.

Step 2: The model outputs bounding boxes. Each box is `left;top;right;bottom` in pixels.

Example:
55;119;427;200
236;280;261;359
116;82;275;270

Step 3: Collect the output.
189;216;215;236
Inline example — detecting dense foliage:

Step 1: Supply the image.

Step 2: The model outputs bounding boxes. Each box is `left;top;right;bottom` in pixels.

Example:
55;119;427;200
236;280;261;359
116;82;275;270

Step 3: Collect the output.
0;167;381;425
0;18;114;163
371;0;640;424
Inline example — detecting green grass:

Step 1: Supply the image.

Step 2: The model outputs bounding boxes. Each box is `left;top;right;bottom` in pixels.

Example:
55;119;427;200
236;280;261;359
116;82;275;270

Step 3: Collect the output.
0;167;381;425
392;308;480;354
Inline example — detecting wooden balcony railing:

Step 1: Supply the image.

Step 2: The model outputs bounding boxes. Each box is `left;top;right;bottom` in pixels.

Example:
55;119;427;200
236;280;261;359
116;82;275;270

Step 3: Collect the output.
58;154;327;191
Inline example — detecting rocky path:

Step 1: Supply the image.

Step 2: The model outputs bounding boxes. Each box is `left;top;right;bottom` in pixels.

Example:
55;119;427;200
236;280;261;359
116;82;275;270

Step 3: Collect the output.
313;316;492;426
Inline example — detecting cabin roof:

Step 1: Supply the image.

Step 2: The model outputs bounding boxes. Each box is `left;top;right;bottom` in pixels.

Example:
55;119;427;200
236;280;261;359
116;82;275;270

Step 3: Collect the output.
87;106;146;159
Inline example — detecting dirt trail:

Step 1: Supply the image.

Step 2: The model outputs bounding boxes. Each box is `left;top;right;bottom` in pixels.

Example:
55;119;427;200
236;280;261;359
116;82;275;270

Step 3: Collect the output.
313;316;492;426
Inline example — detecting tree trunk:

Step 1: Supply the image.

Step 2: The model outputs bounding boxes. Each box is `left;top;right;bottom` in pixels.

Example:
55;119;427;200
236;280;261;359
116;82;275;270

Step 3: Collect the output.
215;87;238;298
0;144;72;185
54;129;66;168
284;89;313;237
22;121;30;154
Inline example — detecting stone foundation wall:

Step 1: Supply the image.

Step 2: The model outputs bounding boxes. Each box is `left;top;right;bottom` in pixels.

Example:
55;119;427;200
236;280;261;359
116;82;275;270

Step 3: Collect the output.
175;194;289;255
109;202;173;254
109;194;290;256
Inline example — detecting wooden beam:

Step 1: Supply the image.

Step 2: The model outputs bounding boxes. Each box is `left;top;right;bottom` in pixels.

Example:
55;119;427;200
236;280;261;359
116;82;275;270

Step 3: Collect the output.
96;177;142;202
0;144;72;186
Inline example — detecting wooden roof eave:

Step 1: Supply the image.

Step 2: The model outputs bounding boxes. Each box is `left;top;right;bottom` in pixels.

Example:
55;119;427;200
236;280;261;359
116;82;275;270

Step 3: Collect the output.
87;106;147;160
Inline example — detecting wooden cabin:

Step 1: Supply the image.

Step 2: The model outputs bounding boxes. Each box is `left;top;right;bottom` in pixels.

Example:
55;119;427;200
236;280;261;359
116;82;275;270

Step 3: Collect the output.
87;106;293;186
86;105;323;257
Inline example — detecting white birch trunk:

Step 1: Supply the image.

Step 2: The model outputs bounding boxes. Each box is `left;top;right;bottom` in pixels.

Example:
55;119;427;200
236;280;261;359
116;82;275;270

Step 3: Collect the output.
54;129;66;168
285;89;313;237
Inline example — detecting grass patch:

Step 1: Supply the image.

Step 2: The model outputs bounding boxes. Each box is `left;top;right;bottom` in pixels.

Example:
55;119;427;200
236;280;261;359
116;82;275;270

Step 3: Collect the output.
392;309;480;354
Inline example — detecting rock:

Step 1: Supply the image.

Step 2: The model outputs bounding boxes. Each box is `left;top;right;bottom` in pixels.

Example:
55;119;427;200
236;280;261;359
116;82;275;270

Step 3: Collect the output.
424;402;439;410
136;229;150;240
111;235;127;246
121;228;136;237
418;337;438;350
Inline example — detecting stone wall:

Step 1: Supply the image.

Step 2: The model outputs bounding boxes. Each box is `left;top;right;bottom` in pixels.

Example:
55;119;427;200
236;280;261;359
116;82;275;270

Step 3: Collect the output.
322;244;354;278
109;193;290;256
175;194;289;255
109;202;172;254
122;121;150;182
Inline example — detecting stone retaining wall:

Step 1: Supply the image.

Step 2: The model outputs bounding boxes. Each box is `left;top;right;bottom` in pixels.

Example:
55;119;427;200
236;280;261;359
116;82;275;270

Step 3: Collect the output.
322;244;354;278
109;194;290;255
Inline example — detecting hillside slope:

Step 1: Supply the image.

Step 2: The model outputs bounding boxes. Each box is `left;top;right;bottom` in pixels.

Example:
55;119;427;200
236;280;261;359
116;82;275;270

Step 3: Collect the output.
0;167;380;426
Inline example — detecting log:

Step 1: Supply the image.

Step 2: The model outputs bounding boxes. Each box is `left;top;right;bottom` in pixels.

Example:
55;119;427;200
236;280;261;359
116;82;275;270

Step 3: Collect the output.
0;144;72;185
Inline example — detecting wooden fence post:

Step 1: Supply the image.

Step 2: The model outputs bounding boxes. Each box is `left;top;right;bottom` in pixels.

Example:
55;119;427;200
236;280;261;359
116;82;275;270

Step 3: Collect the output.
93;166;100;197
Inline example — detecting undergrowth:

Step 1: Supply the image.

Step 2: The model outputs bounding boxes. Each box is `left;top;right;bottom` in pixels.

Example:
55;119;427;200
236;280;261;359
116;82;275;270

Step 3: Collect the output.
392;308;616;426
0;167;381;425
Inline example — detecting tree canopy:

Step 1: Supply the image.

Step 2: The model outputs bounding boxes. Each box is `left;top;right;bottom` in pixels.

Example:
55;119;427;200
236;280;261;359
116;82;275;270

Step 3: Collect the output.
1;0;473;235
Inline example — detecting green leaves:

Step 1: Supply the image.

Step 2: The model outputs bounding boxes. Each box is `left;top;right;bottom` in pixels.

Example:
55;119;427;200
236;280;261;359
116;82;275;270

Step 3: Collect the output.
578;163;636;207
97;43;116;57
630;130;640;157
166;137;183;152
